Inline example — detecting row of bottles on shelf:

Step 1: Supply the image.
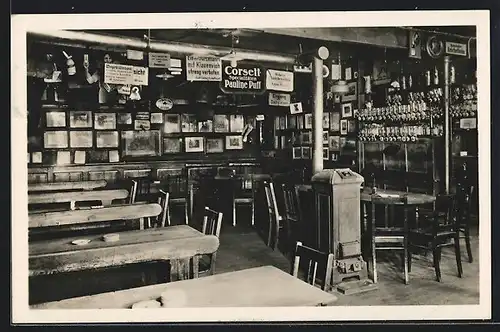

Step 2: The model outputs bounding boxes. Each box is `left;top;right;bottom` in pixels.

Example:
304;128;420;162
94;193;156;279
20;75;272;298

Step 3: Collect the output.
357;101;442;122
358;123;444;142
450;84;477;118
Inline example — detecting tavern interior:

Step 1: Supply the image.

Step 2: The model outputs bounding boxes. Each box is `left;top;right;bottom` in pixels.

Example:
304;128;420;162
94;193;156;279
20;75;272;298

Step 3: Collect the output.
26;26;480;308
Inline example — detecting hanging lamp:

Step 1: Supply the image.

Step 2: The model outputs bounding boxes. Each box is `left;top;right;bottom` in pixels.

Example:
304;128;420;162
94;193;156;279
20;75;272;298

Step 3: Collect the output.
331;52;349;95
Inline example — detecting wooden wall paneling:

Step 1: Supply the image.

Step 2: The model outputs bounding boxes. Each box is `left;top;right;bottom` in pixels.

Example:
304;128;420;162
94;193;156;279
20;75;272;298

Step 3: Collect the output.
156;168;183;180
88;170;119;182
28;173;49;184
123;169;152;179
53;171;84;182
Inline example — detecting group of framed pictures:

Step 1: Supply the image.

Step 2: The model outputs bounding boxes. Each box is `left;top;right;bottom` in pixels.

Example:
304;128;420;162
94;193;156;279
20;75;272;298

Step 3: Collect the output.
163;135;244;154
164;113;248;134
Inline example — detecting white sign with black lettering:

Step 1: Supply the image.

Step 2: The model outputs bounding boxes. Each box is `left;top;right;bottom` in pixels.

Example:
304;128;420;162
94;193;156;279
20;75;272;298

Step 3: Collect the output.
268;92;291;106
104;63;134;85
266;69;294;92
186;56;222;81
149;52;171;68
445;42;467;56
290;102;303;114
133;66;149;86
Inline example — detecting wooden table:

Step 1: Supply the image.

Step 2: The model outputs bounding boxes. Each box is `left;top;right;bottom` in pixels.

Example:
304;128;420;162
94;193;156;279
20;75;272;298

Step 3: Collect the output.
28;180;108;192
28;189;129;209
29;225;218;277
30;265;338;309
29;203;162;229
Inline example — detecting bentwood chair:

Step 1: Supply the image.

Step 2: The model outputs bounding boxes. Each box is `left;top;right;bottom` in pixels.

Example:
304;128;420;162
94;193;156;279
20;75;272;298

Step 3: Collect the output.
198;207;223;275
457;185;475;263
153;189;170;228
161;174;189;225
409;194;463;282
292;241;334;291
369;194;410;285
232;174;255;227
263;181;283;251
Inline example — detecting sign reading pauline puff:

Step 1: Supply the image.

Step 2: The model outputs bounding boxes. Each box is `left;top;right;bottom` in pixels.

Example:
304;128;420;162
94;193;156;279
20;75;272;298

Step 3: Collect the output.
219;61;265;94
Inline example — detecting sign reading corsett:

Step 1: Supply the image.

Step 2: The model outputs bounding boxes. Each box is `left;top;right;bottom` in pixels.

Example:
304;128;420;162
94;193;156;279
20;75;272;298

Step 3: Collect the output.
220;62;265;94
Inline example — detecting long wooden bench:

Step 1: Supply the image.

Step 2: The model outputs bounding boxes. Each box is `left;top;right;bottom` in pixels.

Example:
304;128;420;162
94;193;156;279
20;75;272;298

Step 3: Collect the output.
28;189;129;210
28;180;108;192
29;225;219;280
29;203;162;230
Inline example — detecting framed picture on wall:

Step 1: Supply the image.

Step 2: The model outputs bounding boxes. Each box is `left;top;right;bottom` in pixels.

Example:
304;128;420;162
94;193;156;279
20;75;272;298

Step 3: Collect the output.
164;114;181;133
96;131;119;148
225;135;243;150
122;130;162;157
323;147;329;160
342;82;358;102
109;150;120;163
288;115;296;129
300;131;312;144
117;112;132;125
323;131;329;145
304;113;313;129
181;114;197;133
322;112;330;129
341;103;353;118
150;113;164;124
292;146;302;159
185;137;204;152
206;138;224;153
301;146;311;159
213;114;230;132
69;131;93;148
198;120;213;133
46;111;66;127
230;114;245;132
94;113;116;130
347;119;357;133
329;135;340;151
340;119;348;135
44;131;68;148
330;112;340;131
74;150;86;164
163;137;182;154
69;111;92;128
296;114;304;129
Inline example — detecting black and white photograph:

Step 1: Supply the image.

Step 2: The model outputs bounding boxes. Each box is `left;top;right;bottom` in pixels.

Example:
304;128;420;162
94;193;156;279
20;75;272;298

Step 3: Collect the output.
13;10;490;324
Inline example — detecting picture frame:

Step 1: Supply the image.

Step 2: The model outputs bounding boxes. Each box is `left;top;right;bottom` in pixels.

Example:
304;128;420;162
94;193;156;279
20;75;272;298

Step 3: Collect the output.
163;137;182;154
288;115;296;129
117;112;132;125
342;82;358;102
279;115;287;130
323;131;329;145
329;135;341;151
46;111;66;127
323;147;329;160
322;112;330;129
340;119;348;135
150;112;164;124
69;131;93;148
292;146;302;159
96;131;119;148
341;103;353;118
296;114;304;129
198;120;214;133
301;146;311;159
108;150;120;163
164;114;181;133
330;112;340;131
181;114;197;133
94;113;116;130
56;151;71;165
44;131;68;148
206;138;224;153
229;114;245;133
74;150;86;164
300;131;312;144
213;114;230;132
31;152;42;163
348;119;357;133
304;113;313;129
69;111;93;128
122;130;162;157
225;135;243;150
185;137;204;153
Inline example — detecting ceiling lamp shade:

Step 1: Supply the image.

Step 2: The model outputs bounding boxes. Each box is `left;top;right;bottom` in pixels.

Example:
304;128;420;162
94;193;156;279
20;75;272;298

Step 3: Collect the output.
221;50;244;67
331;80;349;95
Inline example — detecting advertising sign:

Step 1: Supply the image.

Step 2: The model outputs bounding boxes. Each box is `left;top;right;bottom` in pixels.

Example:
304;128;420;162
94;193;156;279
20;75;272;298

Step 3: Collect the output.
149;52;171;68
132;66;149;86
186;56;222;81
268;92;291;106
104;63;133;85
290;102;303;114
266;69;294;92
445;42;467;56
220;62;265;94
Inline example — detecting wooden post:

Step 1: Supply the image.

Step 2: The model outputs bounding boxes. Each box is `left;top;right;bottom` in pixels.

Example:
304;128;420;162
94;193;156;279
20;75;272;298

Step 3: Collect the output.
444;56;451;194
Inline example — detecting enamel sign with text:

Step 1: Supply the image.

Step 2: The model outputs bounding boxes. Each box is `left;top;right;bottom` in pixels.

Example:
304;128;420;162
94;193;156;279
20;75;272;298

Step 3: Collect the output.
219;62;265;94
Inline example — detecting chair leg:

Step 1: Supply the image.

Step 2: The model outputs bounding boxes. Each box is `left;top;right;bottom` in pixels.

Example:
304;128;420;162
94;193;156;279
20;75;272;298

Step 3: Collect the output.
371;237;378;283
184;202;189;225
407;245;412;273
232;201;237;227
464;227;473;263
251;200;255;226
454;234;464;278
433;246;442;282
403;246;409;285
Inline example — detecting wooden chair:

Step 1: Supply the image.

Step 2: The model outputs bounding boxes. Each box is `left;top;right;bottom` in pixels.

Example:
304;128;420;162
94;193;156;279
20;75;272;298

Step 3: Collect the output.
161;174;189;225
457;185;474;263
292;241;334;291
369;194;410;285
278;183;300;255
199;207;223;275
153;189;170;228
232;174;255;227
263;181;282;250
409;194;463;282
125;175;153;202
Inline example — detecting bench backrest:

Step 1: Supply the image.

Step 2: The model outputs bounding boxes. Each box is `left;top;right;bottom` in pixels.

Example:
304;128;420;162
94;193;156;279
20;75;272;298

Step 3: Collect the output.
28;180;108;192
28;189;129;206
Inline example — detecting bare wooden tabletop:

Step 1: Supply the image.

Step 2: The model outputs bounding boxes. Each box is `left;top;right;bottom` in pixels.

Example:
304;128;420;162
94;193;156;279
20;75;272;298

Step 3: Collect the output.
29;225;218;277
28;180;108;192
28;189;129;205
31;265;338;309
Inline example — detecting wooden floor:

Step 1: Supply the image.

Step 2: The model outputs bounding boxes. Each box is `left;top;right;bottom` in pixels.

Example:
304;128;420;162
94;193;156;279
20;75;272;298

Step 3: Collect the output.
29;210;480;306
